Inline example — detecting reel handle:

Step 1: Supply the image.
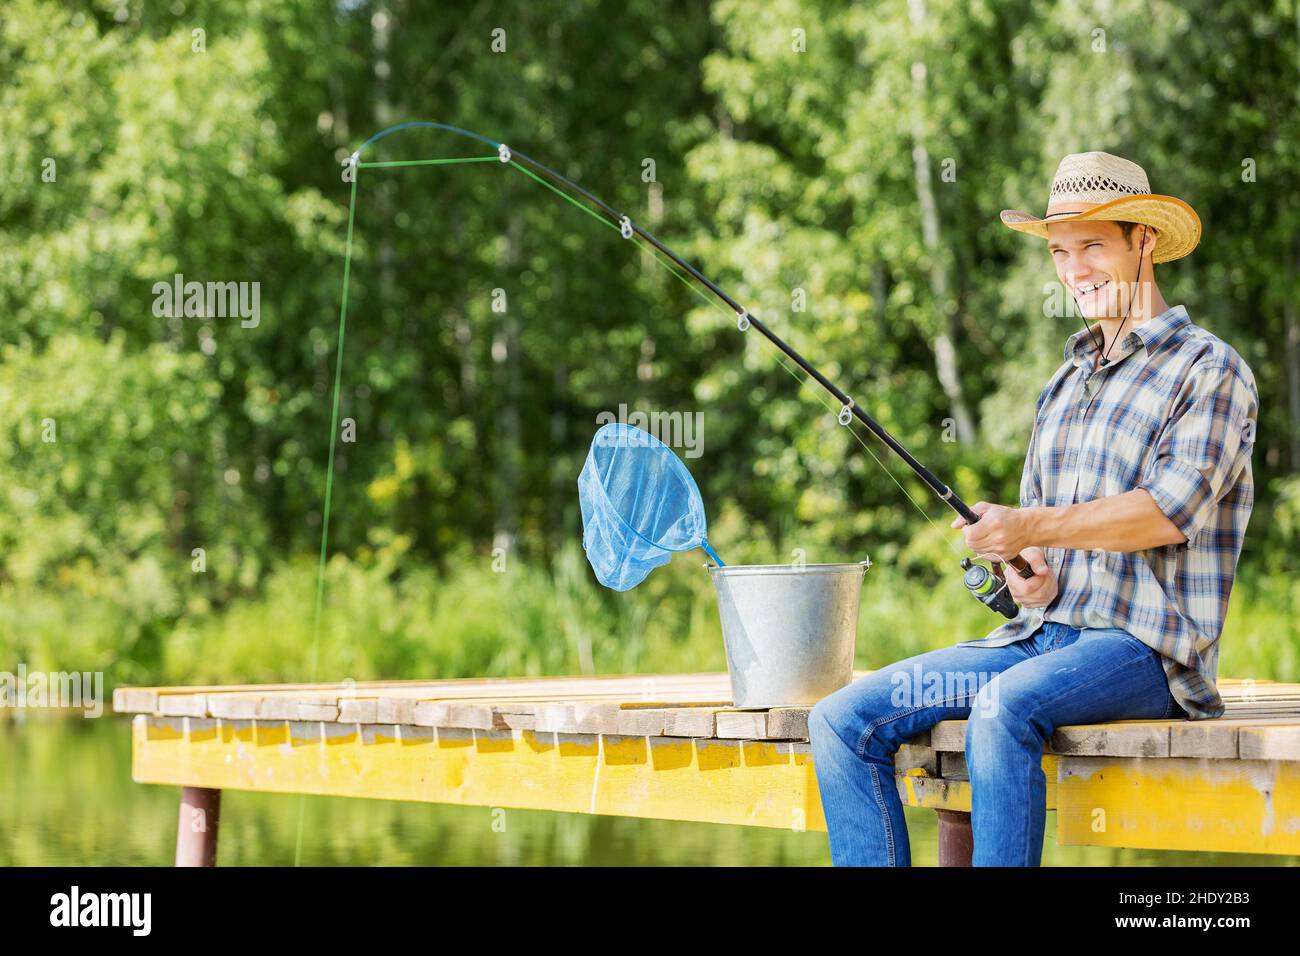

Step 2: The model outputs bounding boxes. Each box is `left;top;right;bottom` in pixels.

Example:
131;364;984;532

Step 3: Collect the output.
1007;555;1036;579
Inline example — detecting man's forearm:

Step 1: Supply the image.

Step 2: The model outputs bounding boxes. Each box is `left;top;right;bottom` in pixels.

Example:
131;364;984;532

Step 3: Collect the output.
1027;489;1187;552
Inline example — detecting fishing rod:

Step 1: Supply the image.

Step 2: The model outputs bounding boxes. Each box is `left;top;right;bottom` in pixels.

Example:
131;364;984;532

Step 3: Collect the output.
347;123;1032;617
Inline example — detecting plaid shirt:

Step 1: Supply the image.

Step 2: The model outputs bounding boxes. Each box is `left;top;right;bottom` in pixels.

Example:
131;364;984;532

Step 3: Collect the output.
957;304;1259;720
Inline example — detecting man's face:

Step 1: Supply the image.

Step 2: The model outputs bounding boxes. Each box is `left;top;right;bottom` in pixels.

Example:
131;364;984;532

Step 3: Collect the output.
1046;219;1148;320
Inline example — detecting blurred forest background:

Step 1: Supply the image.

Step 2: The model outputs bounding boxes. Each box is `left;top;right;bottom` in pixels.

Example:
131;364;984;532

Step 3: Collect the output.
2;0;1297;690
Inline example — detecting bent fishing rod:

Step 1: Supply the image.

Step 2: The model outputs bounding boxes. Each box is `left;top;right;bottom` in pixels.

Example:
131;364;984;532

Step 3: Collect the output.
348;122;1032;616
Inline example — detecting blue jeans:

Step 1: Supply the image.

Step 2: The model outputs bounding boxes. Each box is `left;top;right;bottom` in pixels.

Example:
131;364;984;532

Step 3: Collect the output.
807;621;1186;866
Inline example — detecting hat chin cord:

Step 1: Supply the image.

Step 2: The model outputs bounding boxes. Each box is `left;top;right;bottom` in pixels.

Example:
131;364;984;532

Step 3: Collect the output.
1073;223;1149;378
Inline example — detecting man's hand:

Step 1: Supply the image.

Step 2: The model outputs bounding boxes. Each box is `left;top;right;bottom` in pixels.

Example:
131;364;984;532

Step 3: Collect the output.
949;501;1035;561
1000;547;1058;608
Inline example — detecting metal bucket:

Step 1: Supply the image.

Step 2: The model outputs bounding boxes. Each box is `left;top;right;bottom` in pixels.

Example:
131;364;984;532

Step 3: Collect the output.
707;560;870;709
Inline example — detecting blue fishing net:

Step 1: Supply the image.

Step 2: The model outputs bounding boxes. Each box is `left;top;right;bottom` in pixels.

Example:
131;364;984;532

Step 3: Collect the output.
578;422;725;591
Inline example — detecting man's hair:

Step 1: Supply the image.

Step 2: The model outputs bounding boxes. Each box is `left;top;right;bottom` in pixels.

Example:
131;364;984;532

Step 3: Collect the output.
1115;220;1147;249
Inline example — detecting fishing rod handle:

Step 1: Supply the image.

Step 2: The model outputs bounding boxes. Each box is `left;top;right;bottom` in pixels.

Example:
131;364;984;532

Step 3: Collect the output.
948;493;1036;580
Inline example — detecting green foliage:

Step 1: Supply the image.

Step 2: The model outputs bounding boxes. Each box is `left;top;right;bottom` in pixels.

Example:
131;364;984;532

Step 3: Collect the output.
0;0;1295;686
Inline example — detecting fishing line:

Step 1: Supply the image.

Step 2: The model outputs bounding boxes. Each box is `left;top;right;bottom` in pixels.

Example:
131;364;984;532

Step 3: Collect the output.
297;168;359;868
357;156;501;169
507;159;621;232
623;229;965;560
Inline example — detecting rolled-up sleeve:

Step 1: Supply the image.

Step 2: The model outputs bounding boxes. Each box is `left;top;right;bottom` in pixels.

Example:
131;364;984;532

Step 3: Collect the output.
1138;361;1258;548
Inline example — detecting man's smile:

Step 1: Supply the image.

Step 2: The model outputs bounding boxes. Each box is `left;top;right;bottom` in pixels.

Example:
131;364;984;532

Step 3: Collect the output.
1075;278;1110;297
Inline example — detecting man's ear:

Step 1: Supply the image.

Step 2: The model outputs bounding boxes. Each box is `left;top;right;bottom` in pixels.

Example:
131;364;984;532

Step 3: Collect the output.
1140;225;1159;258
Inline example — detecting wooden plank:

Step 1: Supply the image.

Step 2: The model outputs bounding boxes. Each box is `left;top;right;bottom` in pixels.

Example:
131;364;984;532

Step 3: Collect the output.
376;696;419;724
930;720;968;752
1171;717;1300;758
116;677;577;715
255;697;339;722
206;695;261;720
1050;720;1171;758
113;687;166;714
615;707;717;738
895;771;970;811
903;751;1058;811
617;700;736;710
115;673;738;715
939;751;968;780
115;670;886;718
337;698;378;723
915;714;1300;760
491;707;538;732
531;701;623;735
156;694;209;718
1239;725;1300;761
766;708;811;740
665;708;719;737
893;743;937;776
147;682;742;725
112;674;1300;716
715;711;767;739
116;682;366;714
1220;699;1300;710
613;707;667;736
412;700;496;730
1224;687;1299;694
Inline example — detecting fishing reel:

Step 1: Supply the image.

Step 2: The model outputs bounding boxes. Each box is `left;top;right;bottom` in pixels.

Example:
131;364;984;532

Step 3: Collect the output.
960;557;1020;619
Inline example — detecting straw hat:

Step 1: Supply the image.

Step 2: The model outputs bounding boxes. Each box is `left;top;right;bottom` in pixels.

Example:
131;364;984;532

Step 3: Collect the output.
1000;151;1201;263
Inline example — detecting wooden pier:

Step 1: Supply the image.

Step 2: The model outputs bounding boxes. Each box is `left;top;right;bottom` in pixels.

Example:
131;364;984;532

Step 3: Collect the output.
113;672;1300;865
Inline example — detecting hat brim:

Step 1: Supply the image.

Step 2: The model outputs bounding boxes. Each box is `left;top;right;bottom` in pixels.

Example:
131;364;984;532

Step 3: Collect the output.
1000;194;1201;263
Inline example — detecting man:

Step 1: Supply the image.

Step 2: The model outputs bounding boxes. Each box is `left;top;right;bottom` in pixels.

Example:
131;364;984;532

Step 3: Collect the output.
807;151;1259;866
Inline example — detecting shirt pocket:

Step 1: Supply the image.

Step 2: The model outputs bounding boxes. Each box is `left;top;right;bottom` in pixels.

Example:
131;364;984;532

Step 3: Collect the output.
1095;405;1164;493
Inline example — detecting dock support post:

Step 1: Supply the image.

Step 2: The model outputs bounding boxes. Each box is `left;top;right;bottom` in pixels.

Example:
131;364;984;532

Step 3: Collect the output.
936;809;973;866
176;786;221;866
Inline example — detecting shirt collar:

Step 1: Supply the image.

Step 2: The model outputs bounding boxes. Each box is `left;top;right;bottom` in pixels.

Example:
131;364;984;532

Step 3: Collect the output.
1063;304;1191;366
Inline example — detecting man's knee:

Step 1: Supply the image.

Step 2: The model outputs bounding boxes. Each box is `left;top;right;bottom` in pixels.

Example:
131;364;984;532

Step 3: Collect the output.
810;677;888;752
965;679;1045;750
808;685;854;746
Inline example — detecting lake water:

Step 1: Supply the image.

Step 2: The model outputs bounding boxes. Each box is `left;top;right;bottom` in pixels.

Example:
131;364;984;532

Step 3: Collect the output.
0;716;1293;866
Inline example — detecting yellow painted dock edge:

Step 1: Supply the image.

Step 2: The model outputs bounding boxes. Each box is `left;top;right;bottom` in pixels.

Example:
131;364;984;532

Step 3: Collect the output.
133;715;831;832
132;716;1300;853
1056;755;1300;855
